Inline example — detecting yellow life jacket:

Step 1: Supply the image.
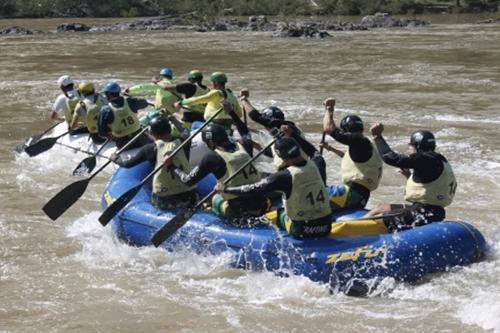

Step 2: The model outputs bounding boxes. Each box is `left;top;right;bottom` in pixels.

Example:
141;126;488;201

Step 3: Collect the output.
153;139;195;197
405;159;456;207
284;160;332;221
75;95;104;134
187;84;210;114
340;141;383;191
108;98;141;138
215;142;261;200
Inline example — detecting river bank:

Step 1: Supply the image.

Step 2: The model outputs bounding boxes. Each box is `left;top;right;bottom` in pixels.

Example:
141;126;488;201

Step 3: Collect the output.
1;12;499;39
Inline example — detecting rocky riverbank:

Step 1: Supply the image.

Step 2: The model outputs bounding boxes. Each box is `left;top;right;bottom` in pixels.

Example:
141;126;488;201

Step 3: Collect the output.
1;13;429;38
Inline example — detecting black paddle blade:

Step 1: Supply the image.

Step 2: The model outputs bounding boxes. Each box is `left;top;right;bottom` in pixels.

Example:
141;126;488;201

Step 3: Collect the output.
151;208;195;247
42;178;90;220
72;156;96;176
24;137;58;157
98;185;141;226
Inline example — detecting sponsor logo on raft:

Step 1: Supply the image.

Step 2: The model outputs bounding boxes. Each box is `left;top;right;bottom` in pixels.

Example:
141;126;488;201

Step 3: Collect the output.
326;245;388;264
104;191;114;205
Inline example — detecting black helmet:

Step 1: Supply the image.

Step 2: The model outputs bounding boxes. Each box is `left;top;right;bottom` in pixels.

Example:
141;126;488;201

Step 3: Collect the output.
150;116;171;136
201;123;228;144
410;130;436;152
262;106;285;121
274;137;301;159
340;115;363;133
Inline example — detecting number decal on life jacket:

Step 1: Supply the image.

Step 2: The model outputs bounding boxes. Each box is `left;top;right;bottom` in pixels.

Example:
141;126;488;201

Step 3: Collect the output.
305;190;325;205
242;164;258;179
120;116;135;127
449;181;457;196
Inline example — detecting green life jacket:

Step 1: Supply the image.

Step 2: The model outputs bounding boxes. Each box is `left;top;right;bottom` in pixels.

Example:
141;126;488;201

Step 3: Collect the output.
215;142;261;200
405;159;456;207
64;93;80;126
204;89;241;120
340;141;383;191
155;79;178;114
77;95;104;134
187;84;210;114
153;139;195;197
284;160;332;222
108;98;141;138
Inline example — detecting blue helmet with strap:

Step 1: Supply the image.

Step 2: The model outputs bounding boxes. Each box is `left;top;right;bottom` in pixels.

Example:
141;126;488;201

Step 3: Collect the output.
159;68;173;77
103;81;121;94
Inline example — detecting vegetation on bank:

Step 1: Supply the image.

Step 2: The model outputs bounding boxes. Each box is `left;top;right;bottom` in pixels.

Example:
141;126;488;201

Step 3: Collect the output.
0;0;498;18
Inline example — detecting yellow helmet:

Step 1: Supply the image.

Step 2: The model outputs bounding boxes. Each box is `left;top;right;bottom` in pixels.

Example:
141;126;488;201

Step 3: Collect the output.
78;82;95;95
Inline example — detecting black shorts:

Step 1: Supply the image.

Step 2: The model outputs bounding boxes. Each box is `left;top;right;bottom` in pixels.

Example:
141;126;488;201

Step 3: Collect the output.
384;203;446;231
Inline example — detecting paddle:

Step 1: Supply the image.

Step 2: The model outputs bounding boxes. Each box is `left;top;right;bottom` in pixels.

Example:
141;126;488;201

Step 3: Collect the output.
24;130;70;157
319;132;326;155
23;122;60;147
98;107;225;227
72;138;111;176
42;126;149;221
336;211;403;223
151;129;283;247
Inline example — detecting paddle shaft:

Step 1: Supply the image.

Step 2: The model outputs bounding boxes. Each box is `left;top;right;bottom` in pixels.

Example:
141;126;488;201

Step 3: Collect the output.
340;211;403;222
72;138;111;175
29;122;60;142
151;131;282;246
319;132;326;155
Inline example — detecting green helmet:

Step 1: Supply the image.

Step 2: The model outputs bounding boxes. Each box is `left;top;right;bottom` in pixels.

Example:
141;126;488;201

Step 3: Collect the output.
186;70;203;80
210;72;228;83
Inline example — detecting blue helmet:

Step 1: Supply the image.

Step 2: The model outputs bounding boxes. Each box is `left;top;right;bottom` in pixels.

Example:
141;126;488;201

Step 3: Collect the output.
103;81;121;94
159;68;173;77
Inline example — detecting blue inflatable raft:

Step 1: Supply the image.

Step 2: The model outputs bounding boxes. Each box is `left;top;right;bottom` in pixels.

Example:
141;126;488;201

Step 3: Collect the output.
101;162;488;295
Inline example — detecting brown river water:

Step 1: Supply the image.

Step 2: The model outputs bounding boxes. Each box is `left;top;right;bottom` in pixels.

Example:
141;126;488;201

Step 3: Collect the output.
1;15;499;333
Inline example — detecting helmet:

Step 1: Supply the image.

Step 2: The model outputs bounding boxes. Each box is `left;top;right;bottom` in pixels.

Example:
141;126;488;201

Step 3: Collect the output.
103;81;121;94
78;82;95;95
150;115;171;136
159;68;173;77
410;130;436;151
57;75;74;88
201;123;228;144
186;70;203;80
262;106;285;121
210;72;228;83
274;137;301;159
340;115;363;133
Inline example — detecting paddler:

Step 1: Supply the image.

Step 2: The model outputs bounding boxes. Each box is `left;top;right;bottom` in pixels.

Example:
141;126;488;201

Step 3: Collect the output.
174;72;243;132
111;115;197;210
98;81;152;150
125;67;179;115
363;123;457;230
214;137;332;238
320;98;383;211
239;89;326;182
161;69;210;128
164;101;268;220
51;75;87;135
70;82;107;144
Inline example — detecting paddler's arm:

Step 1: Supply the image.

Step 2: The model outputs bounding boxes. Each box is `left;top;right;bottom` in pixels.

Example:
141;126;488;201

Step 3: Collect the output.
126;83;159;95
219;170;292;198
126;97;150;112
224;101;253;156
167;115;190;157
181;89;221;108
169;151;226;187
112;142;156;168
371;123;414;169
97;106;113;138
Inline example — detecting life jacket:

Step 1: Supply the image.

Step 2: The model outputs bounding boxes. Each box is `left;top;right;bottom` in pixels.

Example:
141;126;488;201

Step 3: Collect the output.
284;160;332;222
153;139;195;197
76;94;104;134
405;157;456;207
155;79;178;114
64;92;80;126
340;141;383;191
215;142;261;200
108;98;141;138
203;89;242;120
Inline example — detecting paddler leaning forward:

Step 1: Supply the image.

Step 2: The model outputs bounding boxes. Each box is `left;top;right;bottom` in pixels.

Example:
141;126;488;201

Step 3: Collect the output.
164;101;268;221
215;137;333;239
110;115;197;210
98;81;152;150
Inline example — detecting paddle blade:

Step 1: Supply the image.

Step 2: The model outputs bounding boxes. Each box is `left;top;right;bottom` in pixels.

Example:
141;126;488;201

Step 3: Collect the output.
151;208;195;247
98;185;141;226
72;156;96;176
42;179;90;220
24;137;58;157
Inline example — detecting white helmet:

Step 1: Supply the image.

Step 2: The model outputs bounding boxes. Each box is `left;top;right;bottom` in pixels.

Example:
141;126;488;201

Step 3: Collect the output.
57;75;74;88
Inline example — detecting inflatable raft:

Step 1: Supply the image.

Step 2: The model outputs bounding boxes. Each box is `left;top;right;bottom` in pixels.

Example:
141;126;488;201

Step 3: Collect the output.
101;161;488;295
